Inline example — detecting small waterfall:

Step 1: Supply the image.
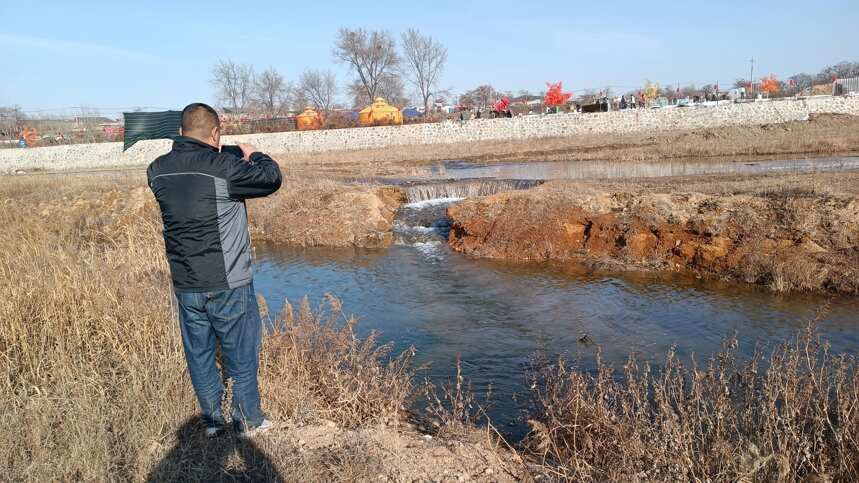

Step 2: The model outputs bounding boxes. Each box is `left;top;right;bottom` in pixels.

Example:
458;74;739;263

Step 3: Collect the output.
393;179;543;251
405;179;543;203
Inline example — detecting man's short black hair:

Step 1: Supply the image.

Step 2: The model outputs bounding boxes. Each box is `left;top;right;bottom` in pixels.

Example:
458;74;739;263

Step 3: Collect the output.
181;103;220;134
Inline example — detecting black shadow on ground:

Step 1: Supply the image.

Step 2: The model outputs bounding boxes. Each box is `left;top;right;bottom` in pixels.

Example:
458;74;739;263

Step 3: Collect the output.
145;416;285;482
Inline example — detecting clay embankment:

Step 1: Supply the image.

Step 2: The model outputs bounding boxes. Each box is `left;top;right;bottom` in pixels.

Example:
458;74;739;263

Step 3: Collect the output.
249;178;406;248
448;173;859;293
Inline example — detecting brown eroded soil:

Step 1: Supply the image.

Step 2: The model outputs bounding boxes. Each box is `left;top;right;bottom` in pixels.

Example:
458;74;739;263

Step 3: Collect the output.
249;178;406;248
448;171;859;293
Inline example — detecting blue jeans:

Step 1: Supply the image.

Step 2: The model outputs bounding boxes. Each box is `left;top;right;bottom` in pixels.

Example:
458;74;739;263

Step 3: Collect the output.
175;282;265;431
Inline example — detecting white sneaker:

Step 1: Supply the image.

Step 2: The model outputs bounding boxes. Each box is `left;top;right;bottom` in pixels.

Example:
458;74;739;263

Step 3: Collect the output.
239;419;273;438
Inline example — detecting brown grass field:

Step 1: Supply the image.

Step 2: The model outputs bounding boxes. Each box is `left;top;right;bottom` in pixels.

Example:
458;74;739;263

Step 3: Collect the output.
2;117;859;481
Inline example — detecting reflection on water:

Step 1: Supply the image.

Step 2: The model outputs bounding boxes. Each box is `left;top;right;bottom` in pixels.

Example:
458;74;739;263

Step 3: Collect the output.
429;156;859;181
252;243;859;439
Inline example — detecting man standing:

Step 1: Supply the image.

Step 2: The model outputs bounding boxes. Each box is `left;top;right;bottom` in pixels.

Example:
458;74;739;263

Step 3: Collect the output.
147;103;282;437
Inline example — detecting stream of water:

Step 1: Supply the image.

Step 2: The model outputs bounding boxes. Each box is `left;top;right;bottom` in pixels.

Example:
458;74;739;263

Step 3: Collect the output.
253;243;858;439
255;156;859;439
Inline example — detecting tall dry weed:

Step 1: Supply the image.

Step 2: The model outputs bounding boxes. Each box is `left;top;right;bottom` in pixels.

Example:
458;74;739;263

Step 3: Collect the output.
526;318;859;482
259;294;415;428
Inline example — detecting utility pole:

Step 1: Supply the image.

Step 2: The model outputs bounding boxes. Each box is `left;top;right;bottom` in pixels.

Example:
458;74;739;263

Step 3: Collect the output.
749;57;755;97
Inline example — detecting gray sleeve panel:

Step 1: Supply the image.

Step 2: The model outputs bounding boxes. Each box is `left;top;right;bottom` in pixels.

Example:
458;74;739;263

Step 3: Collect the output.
213;177;254;289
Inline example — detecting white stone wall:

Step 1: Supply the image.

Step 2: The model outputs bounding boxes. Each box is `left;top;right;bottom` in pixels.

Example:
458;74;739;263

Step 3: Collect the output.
2;96;858;173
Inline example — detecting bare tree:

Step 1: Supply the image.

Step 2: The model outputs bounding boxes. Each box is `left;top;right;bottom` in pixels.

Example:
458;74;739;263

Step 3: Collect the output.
348;73;407;108
789;73;813;91
459;85;497;109
295;69;338;113
333;28;400;102
0;106;25;140
254;67;291;115
400;29;447;116
210;60;255;112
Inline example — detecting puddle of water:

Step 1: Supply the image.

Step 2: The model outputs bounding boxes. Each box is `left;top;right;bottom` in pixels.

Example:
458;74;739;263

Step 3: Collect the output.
426;155;859;181
253;241;859;440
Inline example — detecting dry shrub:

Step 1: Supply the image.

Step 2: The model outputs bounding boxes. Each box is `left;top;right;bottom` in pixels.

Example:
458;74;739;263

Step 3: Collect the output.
259;294;415;428
526;322;859;482
420;357;492;438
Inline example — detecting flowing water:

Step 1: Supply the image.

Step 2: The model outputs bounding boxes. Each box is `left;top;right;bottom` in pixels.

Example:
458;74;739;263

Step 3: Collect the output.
428;155;859;182
255;156;859;439
253;241;859;439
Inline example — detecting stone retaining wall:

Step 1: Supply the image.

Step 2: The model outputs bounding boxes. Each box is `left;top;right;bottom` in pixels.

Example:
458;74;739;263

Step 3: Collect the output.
3;96;858;173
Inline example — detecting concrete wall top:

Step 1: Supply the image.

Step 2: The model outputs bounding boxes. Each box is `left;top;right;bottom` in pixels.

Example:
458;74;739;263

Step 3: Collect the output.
2;96;857;173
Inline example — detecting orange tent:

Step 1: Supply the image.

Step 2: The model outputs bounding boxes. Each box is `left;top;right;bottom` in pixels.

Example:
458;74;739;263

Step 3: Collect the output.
358;98;403;127
295;106;323;131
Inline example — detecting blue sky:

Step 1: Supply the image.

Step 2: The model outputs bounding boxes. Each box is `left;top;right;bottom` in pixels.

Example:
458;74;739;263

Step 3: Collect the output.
1;0;856;116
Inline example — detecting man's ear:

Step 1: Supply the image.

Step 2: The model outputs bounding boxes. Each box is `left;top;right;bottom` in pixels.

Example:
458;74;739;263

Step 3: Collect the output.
210;126;220;145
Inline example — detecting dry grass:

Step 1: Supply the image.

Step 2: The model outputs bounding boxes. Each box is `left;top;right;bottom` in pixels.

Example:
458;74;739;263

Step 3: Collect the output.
258;294;415;428
420;358;491;438
526;320;859;482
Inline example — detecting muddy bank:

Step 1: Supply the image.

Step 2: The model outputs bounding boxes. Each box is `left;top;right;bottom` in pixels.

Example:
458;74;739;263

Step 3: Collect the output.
249;178;406;248
448;173;859;293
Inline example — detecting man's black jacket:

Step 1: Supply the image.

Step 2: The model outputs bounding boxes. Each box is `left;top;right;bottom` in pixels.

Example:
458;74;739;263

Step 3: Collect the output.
147;136;282;293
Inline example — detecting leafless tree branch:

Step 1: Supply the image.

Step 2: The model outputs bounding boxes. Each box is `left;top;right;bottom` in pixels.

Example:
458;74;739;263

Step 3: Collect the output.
401;29;447;116
210;60;255;112
333;28;401;103
254;67;291;115
296;69;338;113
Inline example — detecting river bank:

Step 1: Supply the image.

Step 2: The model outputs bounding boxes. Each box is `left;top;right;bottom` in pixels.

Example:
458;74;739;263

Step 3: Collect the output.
3;168;857;482
243;167;859;295
0;174;529;482
447;171;859;293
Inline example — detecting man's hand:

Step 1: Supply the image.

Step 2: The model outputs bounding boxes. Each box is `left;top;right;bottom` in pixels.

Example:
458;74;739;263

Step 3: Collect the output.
237;143;258;161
